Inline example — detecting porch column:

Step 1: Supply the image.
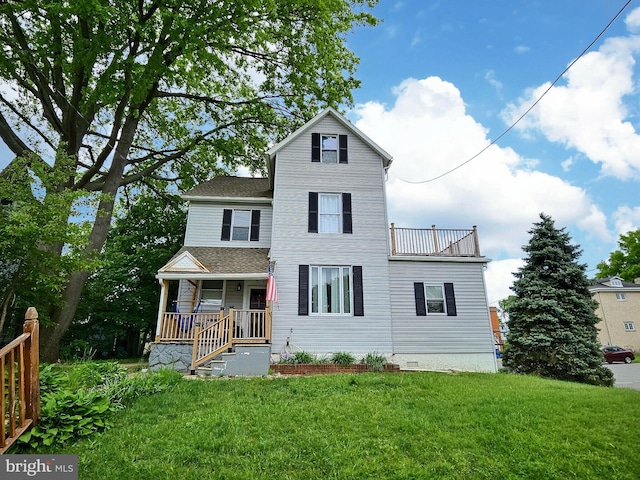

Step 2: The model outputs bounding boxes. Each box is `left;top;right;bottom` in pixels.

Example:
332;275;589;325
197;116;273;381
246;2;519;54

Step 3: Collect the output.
155;279;169;341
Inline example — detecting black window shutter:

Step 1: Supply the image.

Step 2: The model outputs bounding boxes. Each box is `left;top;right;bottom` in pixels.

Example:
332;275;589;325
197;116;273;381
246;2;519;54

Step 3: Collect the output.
311;133;320;162
353;266;364;316
444;283;457;316
221;209;232;241
250;210;260;241
414;282;426;316
298;265;309;315
339;135;348;164
342;193;352;234
308;192;318;233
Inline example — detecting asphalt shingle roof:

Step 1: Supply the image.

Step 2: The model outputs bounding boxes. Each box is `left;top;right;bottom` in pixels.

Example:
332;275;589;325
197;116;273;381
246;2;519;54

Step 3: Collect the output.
168;247;270;275
185;176;272;199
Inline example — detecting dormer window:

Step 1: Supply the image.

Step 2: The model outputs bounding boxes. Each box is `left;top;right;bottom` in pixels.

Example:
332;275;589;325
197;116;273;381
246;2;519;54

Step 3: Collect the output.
311;133;348;163
610;278;623;287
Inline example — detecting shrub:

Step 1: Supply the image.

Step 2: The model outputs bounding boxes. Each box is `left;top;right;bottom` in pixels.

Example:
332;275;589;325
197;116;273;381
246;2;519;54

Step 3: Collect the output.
361;353;387;372
331;352;355;365
280;351;315;364
17;362;182;451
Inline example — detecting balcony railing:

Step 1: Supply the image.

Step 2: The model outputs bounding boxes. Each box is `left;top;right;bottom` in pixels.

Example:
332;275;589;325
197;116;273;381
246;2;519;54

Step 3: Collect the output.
390;224;481;257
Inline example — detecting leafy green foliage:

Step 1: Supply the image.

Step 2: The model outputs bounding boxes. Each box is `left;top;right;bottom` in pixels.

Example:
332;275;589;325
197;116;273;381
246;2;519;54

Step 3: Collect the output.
330;352;356;365
17;361;182;451
280;351;316;364
596;228;640;282
361;352;387;372
67;194;186;358
502;214;614;387
0;0;379;360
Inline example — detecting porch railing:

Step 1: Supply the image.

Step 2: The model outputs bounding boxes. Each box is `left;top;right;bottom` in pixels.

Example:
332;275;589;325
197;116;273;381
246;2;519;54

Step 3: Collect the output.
390;224;481;257
156;312;222;342
190;308;271;371
1;307;40;454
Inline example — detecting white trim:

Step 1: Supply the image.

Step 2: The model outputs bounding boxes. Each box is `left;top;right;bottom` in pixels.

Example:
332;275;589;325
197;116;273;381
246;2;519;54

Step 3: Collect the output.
156;273;268;280
159;251;209;273
266;107;393;164
389;255;491;264
182;195;272;204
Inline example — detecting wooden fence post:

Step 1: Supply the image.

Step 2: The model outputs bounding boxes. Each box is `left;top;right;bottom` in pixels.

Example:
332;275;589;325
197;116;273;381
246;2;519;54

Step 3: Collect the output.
23;307;39;426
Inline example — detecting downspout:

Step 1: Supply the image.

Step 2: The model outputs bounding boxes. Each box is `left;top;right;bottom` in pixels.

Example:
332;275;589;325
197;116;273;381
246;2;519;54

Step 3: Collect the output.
596;291;612;345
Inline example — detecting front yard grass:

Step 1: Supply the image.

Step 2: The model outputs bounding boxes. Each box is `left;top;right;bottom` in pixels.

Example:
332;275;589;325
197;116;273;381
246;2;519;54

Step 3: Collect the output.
46;372;639;479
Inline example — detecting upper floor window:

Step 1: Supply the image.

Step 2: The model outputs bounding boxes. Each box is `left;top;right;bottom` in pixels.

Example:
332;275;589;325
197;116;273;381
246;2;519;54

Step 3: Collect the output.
610;278;623;287
311;133;348;163
221;209;260;242
425;285;446;314
308;192;352;234
624;322;636;331
616;292;627;301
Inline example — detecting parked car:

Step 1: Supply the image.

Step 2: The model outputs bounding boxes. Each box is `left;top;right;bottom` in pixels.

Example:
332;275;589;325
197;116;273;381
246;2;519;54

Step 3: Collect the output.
601;346;635;364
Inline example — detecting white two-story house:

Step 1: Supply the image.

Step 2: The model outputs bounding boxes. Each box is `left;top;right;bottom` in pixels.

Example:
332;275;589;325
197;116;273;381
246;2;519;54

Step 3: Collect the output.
150;108;497;375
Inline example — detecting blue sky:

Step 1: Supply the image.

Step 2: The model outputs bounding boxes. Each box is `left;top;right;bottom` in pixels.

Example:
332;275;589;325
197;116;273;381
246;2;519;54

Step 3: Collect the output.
1;1;638;307
345;0;640;305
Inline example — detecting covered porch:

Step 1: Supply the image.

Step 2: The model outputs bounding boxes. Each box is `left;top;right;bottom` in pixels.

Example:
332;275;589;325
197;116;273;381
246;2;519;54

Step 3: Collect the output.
152;247;273;372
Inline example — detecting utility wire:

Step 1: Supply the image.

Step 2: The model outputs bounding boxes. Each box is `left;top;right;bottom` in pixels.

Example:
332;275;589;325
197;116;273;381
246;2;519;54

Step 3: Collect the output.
393;0;633;185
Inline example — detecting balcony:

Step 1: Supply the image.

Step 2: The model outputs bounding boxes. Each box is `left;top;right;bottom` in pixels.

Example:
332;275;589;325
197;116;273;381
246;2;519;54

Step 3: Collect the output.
390;224;481;257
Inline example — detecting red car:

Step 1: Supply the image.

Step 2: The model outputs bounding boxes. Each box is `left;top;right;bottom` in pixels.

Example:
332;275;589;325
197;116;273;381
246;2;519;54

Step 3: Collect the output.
601;346;635;364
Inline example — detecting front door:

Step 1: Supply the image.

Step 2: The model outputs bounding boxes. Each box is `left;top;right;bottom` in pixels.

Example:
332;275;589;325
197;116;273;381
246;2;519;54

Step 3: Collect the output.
250;289;266;310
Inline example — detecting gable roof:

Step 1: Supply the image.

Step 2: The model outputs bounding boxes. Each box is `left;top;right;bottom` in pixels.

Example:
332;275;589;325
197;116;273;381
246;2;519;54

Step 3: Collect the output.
265;107;393;179
183;176;272;201
157;247;270;279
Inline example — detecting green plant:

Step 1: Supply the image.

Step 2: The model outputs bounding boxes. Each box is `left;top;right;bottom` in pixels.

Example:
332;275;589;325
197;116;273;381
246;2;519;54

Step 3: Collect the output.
20;389;116;448
331;351;355;365
281;351;314;364
361;352;387;372
66;361;127;391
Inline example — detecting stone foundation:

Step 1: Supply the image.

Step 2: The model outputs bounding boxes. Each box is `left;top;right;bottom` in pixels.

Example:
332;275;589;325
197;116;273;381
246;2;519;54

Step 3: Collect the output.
149;343;193;372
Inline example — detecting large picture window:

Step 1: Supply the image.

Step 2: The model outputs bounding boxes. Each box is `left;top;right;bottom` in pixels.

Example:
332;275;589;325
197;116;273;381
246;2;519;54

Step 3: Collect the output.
310;266;351;314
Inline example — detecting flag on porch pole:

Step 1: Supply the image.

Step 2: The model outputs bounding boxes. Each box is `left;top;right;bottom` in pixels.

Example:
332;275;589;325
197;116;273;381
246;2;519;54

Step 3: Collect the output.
266;263;278;303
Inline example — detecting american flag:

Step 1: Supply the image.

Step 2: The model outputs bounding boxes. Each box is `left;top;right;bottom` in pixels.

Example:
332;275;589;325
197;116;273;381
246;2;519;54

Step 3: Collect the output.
266;264;278;303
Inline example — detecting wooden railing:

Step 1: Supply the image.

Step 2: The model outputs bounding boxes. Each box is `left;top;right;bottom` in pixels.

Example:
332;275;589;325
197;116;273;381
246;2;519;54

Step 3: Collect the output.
390;224;481;257
190;308;271;371
156;312;222;342
1;307;40;454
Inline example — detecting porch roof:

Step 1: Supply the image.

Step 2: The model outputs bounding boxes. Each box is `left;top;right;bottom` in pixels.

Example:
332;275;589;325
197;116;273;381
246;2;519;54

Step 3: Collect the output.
157;247;270;279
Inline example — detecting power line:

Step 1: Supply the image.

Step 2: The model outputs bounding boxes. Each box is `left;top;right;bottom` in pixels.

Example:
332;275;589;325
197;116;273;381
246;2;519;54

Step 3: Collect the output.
393;0;633;185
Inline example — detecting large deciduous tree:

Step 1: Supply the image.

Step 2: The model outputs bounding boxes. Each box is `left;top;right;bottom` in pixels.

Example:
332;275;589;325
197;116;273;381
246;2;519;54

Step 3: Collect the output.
596;229;640;282
0;0;377;361
502;213;613;387
68;192;186;359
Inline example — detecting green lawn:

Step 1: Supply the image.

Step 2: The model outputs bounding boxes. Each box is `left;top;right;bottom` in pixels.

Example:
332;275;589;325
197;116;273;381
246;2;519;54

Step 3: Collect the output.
46;372;640;480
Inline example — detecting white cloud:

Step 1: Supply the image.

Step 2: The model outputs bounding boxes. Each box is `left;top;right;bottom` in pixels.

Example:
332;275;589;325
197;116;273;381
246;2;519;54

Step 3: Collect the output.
352;76;609;303
625;6;640;33
484;259;523;305
502;24;640;180
612;205;640;235
485;69;503;94
514;45;530;54
561;156;574;172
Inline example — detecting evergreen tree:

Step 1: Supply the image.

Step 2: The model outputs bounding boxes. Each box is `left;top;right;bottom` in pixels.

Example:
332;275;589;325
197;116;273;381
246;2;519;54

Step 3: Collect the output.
502;213;613;387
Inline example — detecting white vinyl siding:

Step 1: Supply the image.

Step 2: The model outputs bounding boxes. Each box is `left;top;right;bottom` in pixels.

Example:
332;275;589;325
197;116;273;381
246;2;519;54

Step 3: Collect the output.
389;260;494;354
184;202;272;248
269;114;393;354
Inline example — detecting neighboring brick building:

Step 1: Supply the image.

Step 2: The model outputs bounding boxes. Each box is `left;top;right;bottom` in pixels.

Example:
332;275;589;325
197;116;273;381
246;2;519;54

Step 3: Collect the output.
590;276;640;352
